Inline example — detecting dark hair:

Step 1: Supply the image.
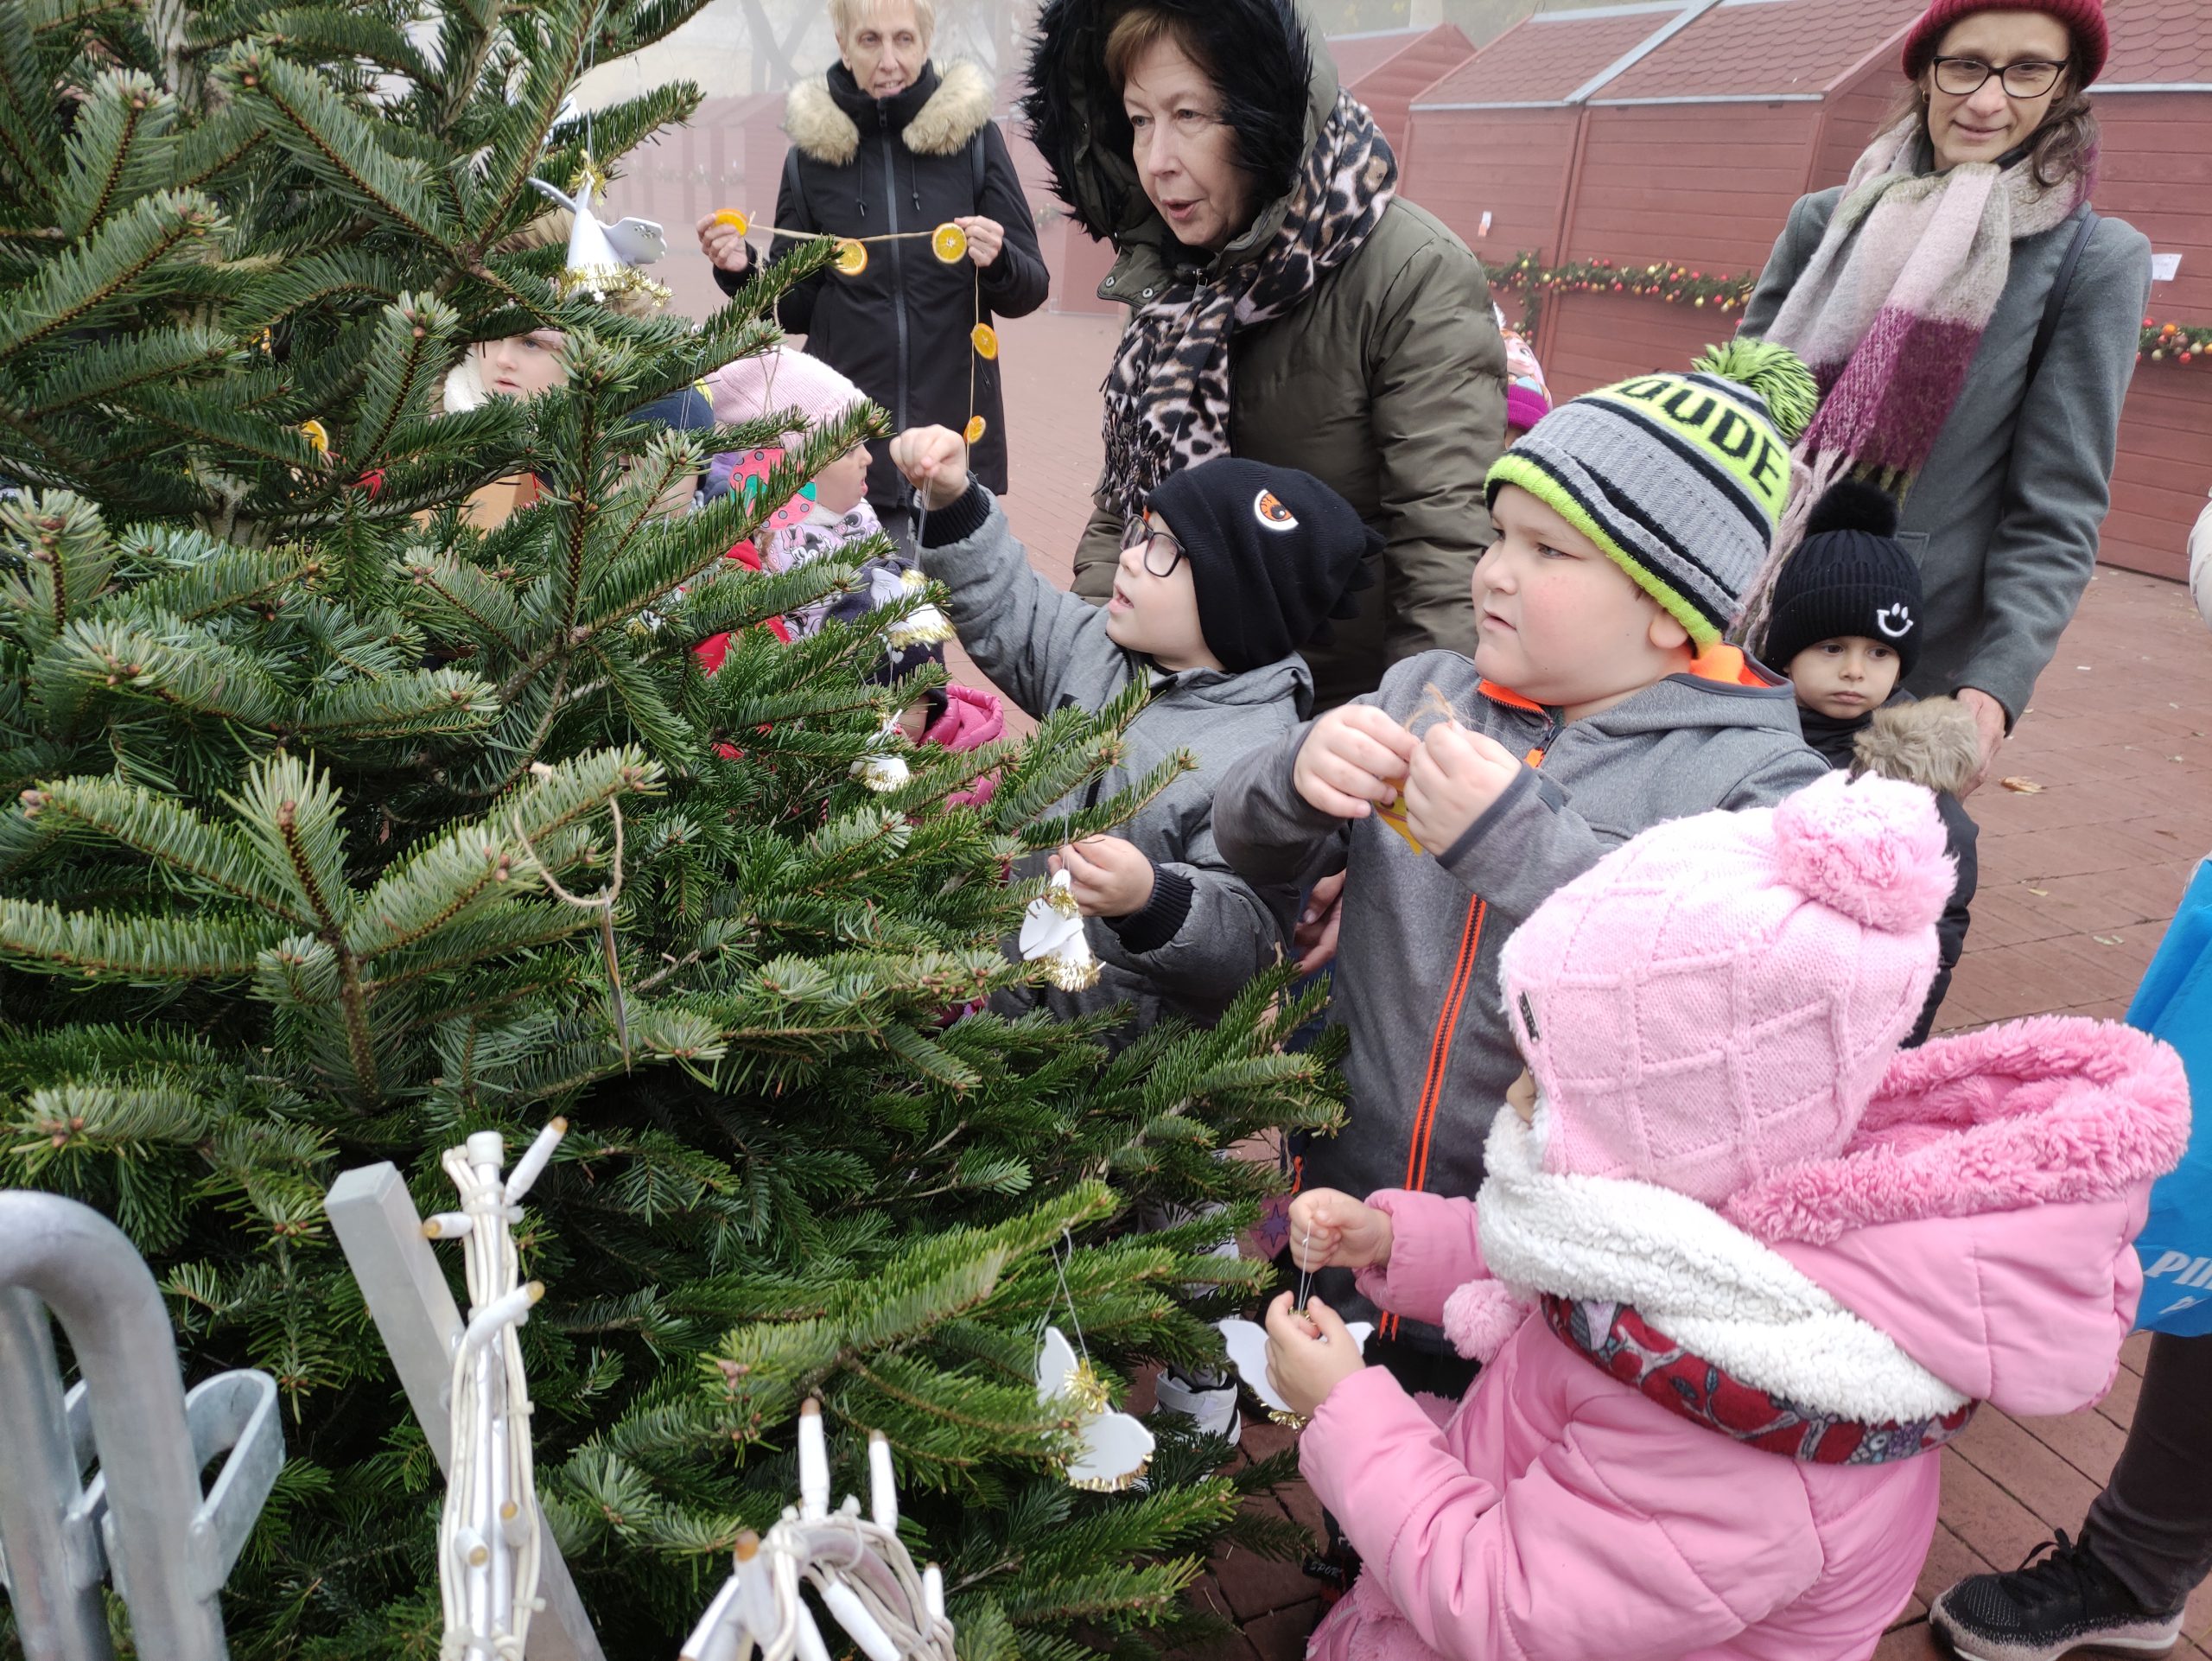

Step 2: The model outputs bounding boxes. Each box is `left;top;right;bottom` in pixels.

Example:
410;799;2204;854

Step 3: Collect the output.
1891;48;2100;189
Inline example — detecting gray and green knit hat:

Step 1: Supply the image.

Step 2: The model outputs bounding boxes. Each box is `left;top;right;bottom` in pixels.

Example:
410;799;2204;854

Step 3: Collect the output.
1484;340;1819;649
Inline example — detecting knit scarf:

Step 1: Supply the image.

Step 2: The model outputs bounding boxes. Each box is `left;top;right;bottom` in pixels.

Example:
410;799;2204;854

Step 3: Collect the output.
1738;119;2086;643
1096;92;1395;519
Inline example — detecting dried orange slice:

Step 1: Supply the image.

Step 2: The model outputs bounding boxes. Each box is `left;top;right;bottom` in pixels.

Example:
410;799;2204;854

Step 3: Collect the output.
970;323;999;360
963;416;987;444
834;239;868;277
297;418;330;455
931;222;969;263
711;209;749;235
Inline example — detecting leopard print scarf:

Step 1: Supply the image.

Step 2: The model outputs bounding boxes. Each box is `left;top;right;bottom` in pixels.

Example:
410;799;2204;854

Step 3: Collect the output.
1097;92;1395;519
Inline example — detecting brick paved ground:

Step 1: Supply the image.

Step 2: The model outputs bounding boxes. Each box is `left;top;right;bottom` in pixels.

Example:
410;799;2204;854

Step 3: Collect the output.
978;308;2212;1661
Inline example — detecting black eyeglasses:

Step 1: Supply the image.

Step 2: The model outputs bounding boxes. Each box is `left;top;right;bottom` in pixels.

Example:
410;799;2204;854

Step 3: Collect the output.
1931;56;2067;99
1119;515;1186;578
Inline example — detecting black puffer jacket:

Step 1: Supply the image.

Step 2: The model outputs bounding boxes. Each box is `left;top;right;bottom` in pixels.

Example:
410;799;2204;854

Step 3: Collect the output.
714;60;1049;507
1802;696;1980;1047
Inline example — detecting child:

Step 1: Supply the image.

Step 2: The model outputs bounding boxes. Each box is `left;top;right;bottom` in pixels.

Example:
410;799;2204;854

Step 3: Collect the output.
1764;479;1979;1046
887;424;1376;1037
1267;769;2188;1661
1213;342;1830;1378
1492;303;1551;443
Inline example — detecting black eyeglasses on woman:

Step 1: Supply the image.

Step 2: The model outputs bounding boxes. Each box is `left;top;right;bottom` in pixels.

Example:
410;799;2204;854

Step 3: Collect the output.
1931;55;2067;99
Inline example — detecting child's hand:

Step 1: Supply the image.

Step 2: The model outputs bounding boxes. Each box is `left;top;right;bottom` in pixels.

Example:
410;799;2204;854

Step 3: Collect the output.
1286;1189;1393;1272
1051;836;1155;919
1264;1293;1366;1419
1293;706;1418;821
1404;722;1522;854
888;427;970;511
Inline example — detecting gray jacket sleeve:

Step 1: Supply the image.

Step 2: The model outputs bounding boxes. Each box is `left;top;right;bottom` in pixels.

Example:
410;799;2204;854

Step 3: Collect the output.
1961;220;2152;722
1739;192;1831;339
1435;744;1831;920
1095;837;1294;999
1211;719;1354;889
916;488;1128;720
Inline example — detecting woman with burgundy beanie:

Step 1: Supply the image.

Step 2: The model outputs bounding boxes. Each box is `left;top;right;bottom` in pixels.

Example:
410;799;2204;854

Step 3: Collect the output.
1741;0;2149;798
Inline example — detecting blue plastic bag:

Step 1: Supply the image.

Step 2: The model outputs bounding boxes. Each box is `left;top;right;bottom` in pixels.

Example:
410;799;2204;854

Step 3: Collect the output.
2129;858;2212;1335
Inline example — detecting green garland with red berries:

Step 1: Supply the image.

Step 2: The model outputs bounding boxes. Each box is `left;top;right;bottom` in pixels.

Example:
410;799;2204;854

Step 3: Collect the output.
1491;251;2212;371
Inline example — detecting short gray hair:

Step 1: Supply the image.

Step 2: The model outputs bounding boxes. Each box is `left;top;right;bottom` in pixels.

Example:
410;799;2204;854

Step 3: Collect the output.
829;0;935;42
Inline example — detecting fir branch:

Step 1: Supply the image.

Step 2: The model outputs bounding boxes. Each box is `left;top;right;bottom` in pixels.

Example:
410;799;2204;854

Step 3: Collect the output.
0;894;278;978
0;187;223;357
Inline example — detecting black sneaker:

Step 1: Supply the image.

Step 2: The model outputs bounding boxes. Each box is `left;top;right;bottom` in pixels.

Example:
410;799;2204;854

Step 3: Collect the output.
1930;1531;2187;1661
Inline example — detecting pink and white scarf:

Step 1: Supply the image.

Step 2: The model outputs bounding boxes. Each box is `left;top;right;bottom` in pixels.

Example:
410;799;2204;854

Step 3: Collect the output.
1738;119;2087;642
1761;118;2085;488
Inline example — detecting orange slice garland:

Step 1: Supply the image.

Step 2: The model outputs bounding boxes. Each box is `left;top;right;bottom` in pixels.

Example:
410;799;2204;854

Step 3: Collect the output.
931;222;969;264
711;209;749;235
964;416;987;444
970;323;999;360
297;418;331;455
834;239;868;277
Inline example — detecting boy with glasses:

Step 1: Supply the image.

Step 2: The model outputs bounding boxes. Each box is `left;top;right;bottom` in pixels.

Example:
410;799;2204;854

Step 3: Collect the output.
887;423;1376;1040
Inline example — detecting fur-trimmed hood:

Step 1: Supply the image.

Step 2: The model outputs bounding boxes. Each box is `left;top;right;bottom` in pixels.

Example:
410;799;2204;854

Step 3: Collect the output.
1452;1016;2187;1422
1022;0;1332;252
1852;696;1980;796
785;60;994;167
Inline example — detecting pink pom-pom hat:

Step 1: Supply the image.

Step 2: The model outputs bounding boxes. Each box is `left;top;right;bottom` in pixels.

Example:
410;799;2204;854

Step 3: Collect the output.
1500;770;1954;1206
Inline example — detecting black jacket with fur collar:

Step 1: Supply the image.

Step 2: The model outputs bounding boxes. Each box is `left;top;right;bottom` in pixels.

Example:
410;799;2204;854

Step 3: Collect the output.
714;60;1048;505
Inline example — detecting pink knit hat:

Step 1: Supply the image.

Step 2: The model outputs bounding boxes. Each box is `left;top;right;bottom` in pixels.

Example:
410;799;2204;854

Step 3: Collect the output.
702;347;868;445
1498;771;1955;1206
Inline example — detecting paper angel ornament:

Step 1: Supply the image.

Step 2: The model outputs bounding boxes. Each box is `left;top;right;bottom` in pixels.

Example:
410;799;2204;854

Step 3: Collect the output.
1035;1327;1154;1492
887;568;953;651
1019;869;1096;991
851;721;911;792
528;171;671;308
1217;1315;1374;1429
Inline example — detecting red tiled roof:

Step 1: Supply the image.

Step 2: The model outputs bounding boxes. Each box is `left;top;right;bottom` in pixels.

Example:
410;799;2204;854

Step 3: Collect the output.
2100;0;2212;86
1415;5;1688;107
1327;28;1434;87
1597;0;1925;102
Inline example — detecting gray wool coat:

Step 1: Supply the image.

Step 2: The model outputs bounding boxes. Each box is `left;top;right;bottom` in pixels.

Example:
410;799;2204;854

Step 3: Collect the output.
1743;191;2151;723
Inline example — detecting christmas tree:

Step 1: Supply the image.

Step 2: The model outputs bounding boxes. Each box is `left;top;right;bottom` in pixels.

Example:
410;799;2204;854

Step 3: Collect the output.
0;2;1341;1653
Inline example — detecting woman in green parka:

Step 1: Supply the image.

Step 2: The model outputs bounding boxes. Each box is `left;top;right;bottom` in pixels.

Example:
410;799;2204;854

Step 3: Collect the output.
1024;0;1508;714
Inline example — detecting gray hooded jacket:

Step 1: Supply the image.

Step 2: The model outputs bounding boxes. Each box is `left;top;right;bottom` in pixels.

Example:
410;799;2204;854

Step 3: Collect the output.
918;487;1306;1034
1215;647;1829;1344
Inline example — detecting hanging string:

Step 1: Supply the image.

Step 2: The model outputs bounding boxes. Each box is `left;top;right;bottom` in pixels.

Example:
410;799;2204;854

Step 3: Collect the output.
1051;1227;1089;1357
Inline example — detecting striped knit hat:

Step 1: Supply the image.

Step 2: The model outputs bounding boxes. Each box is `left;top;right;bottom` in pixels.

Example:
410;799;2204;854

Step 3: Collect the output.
1484;340;1819;649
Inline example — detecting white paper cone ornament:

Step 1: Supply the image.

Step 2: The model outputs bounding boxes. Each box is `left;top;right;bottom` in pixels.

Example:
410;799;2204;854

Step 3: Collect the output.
851;720;911;793
527;172;671;309
1035;1327;1154;1492
1019;870;1096;990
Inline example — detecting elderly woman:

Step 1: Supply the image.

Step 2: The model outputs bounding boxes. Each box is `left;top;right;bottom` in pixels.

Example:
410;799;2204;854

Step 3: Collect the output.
697;0;1047;543
1741;0;2150;795
1026;0;1507;713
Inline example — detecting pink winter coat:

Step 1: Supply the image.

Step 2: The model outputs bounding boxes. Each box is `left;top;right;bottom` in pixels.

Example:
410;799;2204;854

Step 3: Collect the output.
1303;1016;2189;1661
924;682;1004;808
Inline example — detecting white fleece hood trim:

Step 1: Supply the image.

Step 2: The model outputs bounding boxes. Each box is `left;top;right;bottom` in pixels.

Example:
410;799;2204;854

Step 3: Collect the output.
1475;1108;1968;1424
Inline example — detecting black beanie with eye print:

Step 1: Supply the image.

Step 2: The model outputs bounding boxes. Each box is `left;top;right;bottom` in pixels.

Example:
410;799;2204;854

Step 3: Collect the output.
1144;460;1380;675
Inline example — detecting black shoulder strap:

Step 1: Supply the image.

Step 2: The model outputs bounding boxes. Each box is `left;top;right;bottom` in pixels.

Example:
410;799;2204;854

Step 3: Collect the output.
970;125;987;205
2025;207;2098;388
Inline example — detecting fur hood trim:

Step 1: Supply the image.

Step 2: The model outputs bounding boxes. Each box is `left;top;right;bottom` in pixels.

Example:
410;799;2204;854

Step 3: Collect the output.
1465;1107;1969;1424
785;60;994;167
1723;1015;2190;1248
1853;697;1980;795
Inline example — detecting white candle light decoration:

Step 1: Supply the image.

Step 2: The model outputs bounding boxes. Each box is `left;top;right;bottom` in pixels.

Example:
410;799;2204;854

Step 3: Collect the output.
681;1401;955;1661
424;1119;565;1661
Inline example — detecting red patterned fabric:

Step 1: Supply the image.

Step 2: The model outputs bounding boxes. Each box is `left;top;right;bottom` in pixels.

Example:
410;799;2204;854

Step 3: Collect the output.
1538;1293;1976;1464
